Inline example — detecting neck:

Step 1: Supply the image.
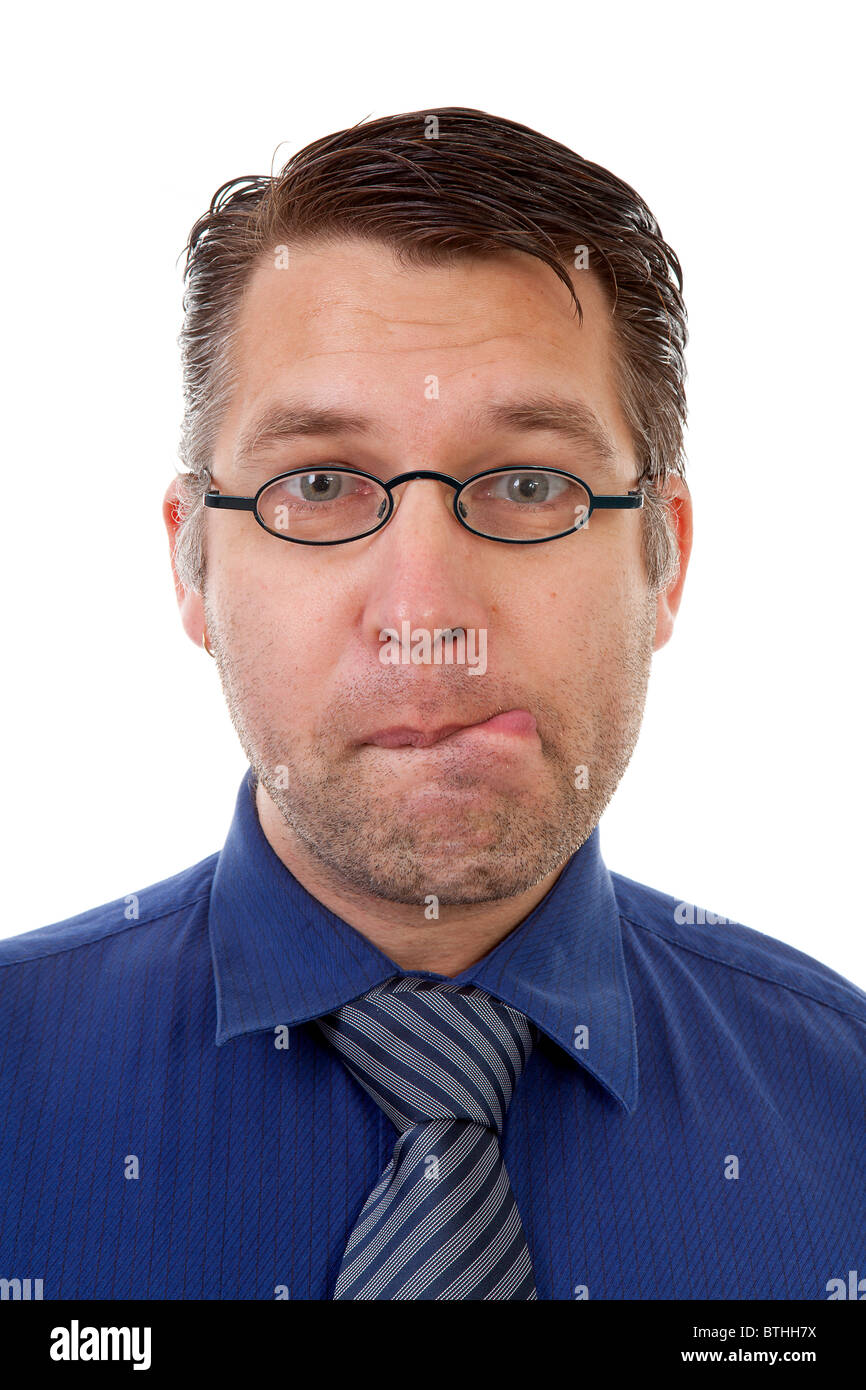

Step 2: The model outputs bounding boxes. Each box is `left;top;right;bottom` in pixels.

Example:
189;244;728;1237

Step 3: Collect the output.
254;779;566;977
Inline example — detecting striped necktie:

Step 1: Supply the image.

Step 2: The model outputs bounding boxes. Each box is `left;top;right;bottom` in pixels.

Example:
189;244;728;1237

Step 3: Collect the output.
315;974;538;1300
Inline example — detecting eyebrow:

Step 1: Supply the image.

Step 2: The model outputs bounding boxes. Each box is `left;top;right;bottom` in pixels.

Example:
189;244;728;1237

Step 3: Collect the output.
480;394;619;465
233;404;384;466
232;393;621;474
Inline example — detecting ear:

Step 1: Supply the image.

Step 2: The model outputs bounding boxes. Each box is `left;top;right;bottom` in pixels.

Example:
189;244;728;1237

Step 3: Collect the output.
653;477;693;653
162;478;207;649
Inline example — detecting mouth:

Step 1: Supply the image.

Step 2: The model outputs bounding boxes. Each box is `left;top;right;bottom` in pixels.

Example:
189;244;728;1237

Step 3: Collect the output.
361;709;537;749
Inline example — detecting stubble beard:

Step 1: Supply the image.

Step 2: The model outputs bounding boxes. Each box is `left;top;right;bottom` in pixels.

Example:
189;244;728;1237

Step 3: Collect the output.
203;590;656;907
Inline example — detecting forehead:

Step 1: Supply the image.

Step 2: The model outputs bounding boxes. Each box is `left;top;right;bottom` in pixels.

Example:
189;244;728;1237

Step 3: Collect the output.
220;236;632;453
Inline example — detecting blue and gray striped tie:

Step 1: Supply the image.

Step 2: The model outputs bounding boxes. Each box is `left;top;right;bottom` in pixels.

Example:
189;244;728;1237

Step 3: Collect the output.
315;974;538;1300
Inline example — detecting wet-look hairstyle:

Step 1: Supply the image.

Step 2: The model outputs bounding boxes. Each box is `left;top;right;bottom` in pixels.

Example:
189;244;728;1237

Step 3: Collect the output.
172;106;687;594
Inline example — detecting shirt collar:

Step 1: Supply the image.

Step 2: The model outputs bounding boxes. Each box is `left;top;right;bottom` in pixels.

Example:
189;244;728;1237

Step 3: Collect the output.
208;766;638;1113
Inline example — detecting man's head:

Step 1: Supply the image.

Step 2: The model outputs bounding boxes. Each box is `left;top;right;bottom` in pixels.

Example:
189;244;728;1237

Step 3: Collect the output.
164;107;692;907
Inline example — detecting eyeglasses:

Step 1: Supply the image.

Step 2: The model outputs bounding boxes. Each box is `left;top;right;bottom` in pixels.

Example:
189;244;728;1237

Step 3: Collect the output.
203;465;644;546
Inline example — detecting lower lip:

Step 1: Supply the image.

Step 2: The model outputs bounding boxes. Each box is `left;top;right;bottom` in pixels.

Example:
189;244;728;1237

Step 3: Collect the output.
449;709;537;742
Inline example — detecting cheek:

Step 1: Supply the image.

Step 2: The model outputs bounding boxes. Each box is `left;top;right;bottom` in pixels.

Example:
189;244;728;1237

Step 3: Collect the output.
558;536;643;618
535;547;647;678
583;520;647;607
241;566;351;689
249;588;341;664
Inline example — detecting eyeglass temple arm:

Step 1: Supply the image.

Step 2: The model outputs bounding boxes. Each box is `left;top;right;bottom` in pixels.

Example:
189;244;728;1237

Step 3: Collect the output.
592;490;644;510
204;490;256;511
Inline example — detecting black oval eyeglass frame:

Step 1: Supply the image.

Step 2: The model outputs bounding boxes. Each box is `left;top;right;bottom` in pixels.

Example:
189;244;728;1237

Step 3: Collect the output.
203;464;644;546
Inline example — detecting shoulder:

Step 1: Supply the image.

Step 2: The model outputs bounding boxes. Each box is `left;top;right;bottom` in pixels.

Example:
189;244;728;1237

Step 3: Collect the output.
0;852;219;969
610;868;866;1029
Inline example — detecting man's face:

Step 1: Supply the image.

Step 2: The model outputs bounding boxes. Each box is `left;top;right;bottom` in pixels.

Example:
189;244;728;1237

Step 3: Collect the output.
182;237;675;905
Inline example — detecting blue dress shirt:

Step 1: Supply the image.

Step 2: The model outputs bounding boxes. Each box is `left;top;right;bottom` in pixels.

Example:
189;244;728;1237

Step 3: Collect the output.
1;766;864;1300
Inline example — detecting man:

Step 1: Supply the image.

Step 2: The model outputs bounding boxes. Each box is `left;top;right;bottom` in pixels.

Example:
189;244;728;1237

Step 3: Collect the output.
1;108;863;1302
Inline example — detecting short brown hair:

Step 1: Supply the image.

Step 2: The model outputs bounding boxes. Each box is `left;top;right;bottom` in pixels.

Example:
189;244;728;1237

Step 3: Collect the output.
172;106;687;594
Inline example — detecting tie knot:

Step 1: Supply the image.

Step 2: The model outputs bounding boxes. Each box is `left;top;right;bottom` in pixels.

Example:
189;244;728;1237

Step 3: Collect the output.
315;975;536;1135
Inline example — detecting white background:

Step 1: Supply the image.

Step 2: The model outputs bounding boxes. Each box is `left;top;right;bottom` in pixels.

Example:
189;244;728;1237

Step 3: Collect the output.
1;2;863;985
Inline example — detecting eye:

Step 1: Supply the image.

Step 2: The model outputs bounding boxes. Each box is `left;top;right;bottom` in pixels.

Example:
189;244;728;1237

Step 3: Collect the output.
276;470;356;503
477;470;572;504
255;468;390;541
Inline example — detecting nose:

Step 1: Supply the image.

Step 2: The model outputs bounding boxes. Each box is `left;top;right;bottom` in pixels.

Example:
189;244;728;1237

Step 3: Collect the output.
360;473;491;659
